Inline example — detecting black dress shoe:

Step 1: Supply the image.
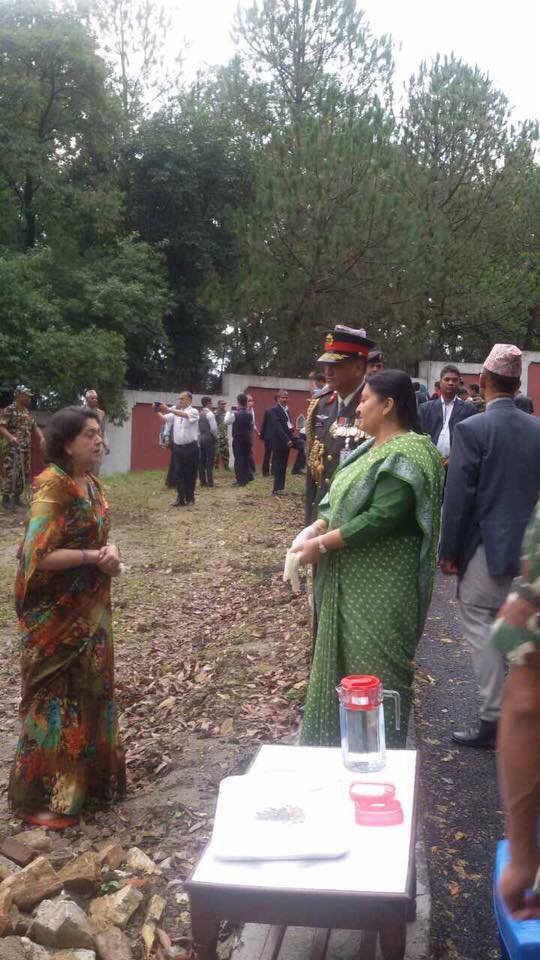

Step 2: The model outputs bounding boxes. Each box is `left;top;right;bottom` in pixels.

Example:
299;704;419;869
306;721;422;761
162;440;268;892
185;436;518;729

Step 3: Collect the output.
451;719;497;748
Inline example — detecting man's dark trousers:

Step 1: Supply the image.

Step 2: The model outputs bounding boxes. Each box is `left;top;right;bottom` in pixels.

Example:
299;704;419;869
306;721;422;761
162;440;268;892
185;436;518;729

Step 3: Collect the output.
199;438;215;487
233;440;251;485
272;449;289;492
262;440;272;477
172;441;199;504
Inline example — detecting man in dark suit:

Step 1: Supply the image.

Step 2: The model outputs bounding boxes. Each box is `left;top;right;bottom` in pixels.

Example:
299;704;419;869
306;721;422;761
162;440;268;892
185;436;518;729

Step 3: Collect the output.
226;394;253;487
440;344;540;748
258;402;275;477
419;364;477;466
266;391;294;495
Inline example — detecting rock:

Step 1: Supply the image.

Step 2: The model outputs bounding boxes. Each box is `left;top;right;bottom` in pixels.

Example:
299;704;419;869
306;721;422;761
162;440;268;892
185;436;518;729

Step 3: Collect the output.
89;886;143;931
0;841;35;869
0;855;22;882
59;854;100;893
94;927;133;960
29;900;95;950
20;942;50;960
0;884;13;914
95;843;123;872
144;894;165;925
12;831;53;856
0;858;62;912
0;938;28;960
51;952;96;960
125;848;159;875
8;905;28;938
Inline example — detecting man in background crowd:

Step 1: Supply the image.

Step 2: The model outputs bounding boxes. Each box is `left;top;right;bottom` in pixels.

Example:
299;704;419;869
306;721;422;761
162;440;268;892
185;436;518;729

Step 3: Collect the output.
0;386;44;508
366;350;384;376
198;396;218;488
84;389;109;473
308;370;327;397
305;325;374;524
266;390;294;496
226;394;253;487
258;401;274;478
246;394;257;480
514;389;534;414
467;383;486;411
156;392;199;507
440;344;540;748
214;399;230;471
419;364;477;468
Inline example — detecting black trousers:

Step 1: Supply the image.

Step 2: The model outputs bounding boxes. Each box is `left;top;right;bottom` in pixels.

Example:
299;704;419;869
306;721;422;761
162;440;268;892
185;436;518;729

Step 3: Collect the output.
291;437;306;474
272;448;290;492
171;441;199;503
199;438;215;486
233;439;252;485
262;440;272;477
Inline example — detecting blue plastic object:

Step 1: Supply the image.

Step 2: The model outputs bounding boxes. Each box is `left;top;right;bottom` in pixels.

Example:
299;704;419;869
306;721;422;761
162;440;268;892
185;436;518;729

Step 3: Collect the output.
494;841;540;959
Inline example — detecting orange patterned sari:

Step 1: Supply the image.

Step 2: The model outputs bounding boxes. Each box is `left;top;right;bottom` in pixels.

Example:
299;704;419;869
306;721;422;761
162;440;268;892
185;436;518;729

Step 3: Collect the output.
8;464;126;816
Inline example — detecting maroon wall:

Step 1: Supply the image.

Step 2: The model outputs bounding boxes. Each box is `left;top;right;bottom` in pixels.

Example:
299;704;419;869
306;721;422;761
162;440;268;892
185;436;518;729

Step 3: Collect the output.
131;403;171;472
526;362;540;416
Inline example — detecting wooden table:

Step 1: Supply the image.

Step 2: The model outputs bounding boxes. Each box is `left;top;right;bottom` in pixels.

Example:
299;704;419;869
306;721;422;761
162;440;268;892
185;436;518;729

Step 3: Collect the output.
185;745;419;960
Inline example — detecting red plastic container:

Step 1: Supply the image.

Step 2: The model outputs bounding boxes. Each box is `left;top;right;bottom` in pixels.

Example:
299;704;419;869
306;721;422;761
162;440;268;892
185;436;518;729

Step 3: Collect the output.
349;782;404;826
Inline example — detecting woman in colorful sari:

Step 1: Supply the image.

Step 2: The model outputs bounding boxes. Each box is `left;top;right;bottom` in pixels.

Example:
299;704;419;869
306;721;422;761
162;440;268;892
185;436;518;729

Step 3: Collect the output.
9;407;126;828
293;371;444;747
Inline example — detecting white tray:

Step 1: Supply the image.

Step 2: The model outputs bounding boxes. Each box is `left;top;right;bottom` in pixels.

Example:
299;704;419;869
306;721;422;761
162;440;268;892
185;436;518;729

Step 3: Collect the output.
211;774;351;862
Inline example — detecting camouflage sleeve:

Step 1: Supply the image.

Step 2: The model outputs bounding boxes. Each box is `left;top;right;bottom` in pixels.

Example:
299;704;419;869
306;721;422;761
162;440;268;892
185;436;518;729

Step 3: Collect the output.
0;406;10;429
492;505;540;661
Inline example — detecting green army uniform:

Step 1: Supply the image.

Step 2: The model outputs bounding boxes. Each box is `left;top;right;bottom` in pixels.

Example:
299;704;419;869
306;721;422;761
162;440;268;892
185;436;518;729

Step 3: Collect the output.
492;503;540;664
305;385;367;524
0;404;36;504
214;410;230;470
305;325;376;525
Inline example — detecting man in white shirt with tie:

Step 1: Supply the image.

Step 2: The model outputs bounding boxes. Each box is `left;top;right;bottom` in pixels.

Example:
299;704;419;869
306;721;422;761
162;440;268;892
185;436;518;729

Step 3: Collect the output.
157;392;200;507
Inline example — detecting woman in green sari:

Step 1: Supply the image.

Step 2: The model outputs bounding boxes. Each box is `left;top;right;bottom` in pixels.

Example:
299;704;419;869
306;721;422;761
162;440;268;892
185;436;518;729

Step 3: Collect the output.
293;371;444;747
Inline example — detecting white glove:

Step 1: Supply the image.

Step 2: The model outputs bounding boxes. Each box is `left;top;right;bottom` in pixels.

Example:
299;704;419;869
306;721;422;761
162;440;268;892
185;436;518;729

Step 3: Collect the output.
283;549;302;593
290;520;325;552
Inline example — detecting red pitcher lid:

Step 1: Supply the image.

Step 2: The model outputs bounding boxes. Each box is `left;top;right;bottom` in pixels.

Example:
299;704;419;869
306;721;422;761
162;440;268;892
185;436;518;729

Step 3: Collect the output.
337;675;382;710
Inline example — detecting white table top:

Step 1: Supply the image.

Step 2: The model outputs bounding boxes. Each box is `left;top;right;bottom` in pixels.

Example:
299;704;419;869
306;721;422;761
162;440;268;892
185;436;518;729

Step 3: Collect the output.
191;745;418;897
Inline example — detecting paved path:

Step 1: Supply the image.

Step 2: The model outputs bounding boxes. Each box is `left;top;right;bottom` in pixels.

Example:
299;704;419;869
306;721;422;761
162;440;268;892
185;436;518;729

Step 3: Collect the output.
415;573;504;960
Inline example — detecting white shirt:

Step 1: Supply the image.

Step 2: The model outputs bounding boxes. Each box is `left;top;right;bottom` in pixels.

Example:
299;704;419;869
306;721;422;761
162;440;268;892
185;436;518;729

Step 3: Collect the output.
337;384;364;414
165;406;199;445
436;397;456;458
280;404;293;429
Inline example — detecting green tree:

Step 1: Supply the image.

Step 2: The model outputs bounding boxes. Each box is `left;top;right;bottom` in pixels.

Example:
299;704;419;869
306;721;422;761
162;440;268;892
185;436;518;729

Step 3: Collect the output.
223;0;396;374
0;0;118;250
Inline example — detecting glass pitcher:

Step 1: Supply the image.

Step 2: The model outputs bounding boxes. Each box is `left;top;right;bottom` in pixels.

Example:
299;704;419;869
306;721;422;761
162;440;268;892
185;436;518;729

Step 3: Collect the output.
336;675;401;772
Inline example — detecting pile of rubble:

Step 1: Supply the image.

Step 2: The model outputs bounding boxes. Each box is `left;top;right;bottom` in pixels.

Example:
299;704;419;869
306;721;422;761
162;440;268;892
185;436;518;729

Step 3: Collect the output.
0;830;185;960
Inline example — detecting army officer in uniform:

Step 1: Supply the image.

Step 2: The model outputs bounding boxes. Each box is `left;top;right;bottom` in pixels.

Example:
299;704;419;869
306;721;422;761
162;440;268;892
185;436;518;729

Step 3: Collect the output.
305;325;375;524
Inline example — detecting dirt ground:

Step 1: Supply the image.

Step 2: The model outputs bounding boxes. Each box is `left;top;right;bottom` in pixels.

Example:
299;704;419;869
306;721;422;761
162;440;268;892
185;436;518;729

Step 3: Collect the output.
0;469;310;954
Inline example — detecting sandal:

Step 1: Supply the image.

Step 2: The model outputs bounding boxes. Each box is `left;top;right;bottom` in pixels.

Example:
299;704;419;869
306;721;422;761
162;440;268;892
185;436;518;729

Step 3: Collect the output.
22;811;79;831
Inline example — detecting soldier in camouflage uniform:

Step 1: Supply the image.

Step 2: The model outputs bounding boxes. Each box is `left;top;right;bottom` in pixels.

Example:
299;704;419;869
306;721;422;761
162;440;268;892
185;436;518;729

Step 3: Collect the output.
0;386;44;508
305;325;375;524
214;399;230;470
